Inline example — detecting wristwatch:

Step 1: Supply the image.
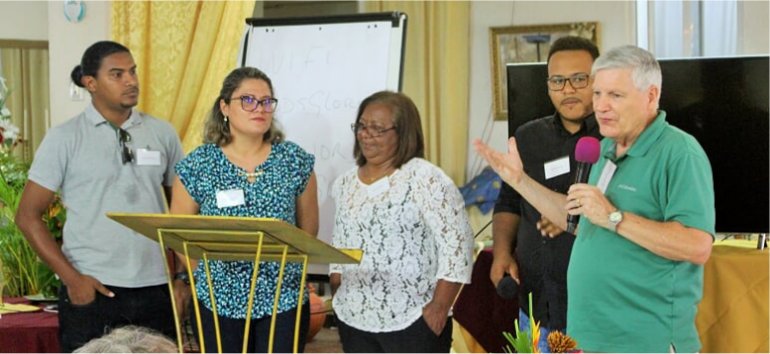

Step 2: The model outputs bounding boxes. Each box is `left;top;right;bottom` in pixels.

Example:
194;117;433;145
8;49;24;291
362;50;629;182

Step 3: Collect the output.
174;271;190;285
608;210;624;233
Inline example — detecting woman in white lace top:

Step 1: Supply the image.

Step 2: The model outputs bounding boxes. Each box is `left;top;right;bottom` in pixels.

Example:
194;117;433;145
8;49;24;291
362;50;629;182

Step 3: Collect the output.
329;91;474;353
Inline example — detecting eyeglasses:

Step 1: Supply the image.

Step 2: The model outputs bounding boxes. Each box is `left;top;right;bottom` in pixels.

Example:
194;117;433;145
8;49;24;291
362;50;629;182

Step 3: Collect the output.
546;73;591;91
117;128;133;164
229;95;278;113
350;123;396;137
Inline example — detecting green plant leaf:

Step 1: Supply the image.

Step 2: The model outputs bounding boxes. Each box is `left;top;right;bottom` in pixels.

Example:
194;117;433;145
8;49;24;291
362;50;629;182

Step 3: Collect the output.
0;149;63;297
503;318;535;353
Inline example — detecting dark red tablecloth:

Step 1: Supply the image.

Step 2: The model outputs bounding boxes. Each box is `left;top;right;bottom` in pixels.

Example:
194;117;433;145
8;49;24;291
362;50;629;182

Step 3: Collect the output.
453;250;518;353
0;297;59;353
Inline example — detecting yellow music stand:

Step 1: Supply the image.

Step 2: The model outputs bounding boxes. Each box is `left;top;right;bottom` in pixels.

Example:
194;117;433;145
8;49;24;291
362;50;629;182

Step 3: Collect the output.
107;212;362;354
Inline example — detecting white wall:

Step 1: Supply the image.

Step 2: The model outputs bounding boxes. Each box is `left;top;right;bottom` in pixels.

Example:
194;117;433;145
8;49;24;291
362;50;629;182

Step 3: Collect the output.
0;1;48;40
466;1;636;179
48;1;111;127
739;0;770;55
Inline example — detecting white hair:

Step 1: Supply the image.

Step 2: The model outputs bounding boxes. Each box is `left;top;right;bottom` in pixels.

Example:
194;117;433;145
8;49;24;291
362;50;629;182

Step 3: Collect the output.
74;325;177;353
591;45;662;94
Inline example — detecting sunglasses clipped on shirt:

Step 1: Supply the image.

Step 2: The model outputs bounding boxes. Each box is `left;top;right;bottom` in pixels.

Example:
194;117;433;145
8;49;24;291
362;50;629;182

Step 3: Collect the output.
117;127;134;164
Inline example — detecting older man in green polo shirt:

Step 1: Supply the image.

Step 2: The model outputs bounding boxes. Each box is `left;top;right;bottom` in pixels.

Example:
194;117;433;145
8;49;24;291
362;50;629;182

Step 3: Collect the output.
474;45;715;352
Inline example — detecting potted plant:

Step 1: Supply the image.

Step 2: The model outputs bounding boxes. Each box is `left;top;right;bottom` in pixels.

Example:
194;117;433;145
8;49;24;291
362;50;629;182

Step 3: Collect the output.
0;76;63;298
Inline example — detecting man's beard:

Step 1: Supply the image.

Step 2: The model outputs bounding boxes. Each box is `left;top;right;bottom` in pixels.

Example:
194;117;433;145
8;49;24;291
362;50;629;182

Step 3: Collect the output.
120;100;138;109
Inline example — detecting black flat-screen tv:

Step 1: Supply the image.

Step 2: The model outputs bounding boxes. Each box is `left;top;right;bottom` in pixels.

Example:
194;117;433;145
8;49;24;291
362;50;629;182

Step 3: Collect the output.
506;56;770;234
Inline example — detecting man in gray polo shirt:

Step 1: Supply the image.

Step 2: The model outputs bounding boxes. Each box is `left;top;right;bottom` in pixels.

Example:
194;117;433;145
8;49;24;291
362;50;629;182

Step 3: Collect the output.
15;41;185;352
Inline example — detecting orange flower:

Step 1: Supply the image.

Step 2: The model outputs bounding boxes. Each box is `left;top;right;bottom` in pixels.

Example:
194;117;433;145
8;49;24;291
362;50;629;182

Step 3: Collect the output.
531;318;541;353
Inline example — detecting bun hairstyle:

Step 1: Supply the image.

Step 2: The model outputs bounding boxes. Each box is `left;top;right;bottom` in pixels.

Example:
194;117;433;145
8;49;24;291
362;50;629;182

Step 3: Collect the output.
70;41;131;88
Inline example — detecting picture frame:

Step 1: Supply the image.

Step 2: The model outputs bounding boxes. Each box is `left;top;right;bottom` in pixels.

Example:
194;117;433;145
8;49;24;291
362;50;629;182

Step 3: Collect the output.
490;22;599;120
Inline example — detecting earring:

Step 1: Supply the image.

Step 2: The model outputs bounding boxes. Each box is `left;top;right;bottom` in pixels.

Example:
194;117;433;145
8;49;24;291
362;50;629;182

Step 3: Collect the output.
223;115;229;124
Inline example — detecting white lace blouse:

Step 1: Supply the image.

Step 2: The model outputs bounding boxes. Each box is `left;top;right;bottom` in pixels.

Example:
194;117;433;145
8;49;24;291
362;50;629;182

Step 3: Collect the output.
329;158;474;332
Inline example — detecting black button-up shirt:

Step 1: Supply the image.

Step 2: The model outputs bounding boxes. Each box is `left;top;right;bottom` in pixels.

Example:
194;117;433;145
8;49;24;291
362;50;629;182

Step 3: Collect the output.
493;112;601;330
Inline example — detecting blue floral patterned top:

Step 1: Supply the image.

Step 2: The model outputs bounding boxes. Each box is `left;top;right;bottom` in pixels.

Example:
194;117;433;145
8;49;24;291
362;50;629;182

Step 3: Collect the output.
175;141;314;319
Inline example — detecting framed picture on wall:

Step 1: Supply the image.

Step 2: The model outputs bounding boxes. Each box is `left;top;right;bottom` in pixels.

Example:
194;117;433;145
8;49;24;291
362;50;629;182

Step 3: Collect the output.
490;22;599;120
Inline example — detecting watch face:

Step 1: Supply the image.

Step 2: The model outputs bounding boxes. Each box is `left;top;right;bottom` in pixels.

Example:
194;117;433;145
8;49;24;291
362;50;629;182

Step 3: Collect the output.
610;211;622;223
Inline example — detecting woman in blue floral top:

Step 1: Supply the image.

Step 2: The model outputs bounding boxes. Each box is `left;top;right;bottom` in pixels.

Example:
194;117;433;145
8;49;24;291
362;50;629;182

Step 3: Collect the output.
170;67;318;353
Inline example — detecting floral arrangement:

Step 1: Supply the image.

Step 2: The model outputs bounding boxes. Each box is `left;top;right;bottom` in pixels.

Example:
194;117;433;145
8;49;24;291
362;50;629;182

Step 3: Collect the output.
0;76;27;189
0;76;21;150
0;75;64;297
503;292;580;353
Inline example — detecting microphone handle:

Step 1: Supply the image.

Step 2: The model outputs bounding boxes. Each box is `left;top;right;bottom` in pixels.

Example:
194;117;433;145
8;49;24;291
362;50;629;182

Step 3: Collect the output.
566;162;591;234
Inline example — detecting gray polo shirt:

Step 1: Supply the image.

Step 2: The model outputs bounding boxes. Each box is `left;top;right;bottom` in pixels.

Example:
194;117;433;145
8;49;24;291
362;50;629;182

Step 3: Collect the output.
28;103;184;287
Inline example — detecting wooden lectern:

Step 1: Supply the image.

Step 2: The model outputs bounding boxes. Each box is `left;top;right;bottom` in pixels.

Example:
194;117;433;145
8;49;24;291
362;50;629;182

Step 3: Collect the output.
107;213;362;354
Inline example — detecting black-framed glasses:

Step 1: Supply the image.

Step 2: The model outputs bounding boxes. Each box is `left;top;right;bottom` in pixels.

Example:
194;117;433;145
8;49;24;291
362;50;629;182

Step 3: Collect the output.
117;128;133;164
229;95;278;113
350;123;396;138
546;73;591;91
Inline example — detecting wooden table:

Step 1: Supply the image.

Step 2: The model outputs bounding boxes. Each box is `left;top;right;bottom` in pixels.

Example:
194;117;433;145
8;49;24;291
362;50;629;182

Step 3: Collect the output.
0;297;59;353
696;241;769;352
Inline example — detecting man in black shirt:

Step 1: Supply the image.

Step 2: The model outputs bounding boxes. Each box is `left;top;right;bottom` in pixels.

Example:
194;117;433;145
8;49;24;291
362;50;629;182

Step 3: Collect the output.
490;36;601;351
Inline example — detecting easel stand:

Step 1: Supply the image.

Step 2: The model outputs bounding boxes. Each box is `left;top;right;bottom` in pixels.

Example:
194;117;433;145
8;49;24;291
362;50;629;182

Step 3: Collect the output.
107;213;362;354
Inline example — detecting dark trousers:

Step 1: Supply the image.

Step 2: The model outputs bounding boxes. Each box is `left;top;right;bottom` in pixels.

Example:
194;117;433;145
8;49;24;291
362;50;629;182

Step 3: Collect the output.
58;284;175;353
192;302;310;353
338;316;453;353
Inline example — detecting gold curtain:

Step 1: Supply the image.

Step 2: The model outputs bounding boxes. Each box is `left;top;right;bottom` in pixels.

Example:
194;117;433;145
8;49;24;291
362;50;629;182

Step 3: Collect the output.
111;1;255;152
0;41;50;162
364;1;470;185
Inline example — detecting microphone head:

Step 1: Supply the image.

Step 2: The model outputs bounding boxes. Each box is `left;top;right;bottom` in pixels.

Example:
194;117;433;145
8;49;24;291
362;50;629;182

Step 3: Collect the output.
496;275;518;299
575;136;601;164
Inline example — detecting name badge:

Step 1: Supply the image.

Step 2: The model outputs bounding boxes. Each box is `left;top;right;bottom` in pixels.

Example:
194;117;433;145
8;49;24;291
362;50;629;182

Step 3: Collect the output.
543;156;570;180
596;161;617;193
136;148;161;166
367;177;390;197
216;189;245;208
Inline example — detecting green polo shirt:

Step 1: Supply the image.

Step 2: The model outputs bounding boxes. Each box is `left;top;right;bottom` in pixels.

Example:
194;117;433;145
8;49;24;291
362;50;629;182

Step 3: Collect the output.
567;111;715;352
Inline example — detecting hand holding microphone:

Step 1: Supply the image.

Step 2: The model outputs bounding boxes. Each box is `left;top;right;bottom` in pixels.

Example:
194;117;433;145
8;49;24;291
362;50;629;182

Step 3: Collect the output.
566;137;601;234
490;256;519;299
496;273;519;299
